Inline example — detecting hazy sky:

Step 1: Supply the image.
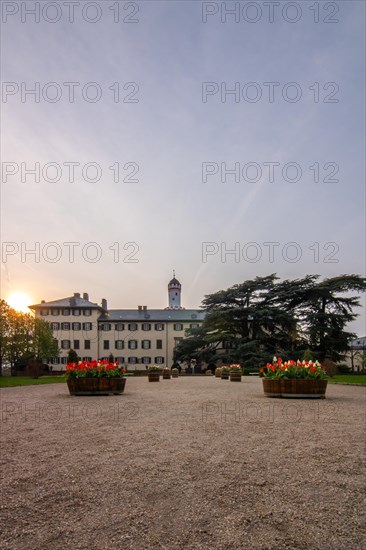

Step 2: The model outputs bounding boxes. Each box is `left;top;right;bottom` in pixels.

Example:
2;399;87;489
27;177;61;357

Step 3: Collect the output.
1;1;365;334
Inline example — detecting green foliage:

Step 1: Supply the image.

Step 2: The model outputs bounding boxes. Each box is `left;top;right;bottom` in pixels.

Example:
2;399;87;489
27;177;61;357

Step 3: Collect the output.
175;274;366;370
33;318;59;359
0;301;59;375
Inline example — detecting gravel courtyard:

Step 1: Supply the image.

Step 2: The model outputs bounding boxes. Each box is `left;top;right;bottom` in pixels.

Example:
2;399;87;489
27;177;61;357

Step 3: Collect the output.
1;377;365;550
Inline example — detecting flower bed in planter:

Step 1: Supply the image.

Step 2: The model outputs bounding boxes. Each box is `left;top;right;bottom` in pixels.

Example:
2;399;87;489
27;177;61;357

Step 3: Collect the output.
221;366;230;380
162;368;171;379
215;368;222;378
148;366;160;382
172;368;179;378
66;360;126;396
229;364;242;382
260;357;328;398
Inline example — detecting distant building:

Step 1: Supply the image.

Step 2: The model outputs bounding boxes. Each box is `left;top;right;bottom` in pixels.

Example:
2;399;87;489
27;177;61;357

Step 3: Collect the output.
29;275;206;370
344;336;366;372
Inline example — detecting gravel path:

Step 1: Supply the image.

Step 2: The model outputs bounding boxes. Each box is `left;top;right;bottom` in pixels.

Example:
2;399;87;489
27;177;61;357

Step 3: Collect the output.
1;377;365;550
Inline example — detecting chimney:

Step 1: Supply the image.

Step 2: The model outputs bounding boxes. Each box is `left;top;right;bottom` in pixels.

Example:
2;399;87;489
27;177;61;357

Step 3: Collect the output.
143;305;147;311
138;305;142;311
83;292;89;301
41;300;45;303
74;292;81;298
102;298;107;310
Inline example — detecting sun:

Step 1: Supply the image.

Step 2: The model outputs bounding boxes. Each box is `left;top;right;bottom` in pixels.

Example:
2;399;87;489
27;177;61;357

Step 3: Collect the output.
6;291;33;313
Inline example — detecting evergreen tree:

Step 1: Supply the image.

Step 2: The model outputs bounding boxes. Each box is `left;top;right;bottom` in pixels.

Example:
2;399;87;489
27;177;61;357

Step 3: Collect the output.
176;274;366;368
300;275;366;362
67;349;79;364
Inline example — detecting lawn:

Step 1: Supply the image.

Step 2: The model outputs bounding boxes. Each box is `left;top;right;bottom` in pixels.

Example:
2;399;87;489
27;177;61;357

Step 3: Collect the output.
328;374;366;385
0;376;67;388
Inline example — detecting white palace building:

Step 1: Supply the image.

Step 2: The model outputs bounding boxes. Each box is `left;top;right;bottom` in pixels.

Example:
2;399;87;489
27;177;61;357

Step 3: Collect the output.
30;275;206;370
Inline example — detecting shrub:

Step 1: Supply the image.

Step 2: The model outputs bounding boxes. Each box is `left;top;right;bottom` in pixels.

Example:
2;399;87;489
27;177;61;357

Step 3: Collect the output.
243;367;258;376
322;358;338;377
337;363;351;374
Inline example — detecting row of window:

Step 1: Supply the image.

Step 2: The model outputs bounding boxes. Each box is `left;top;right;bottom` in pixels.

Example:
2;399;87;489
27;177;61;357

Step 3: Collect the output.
41;308;92;316
104;340;163;350
119;357;165;364
49;356;165;365
51;322;93;331
51;322;200;332
58;339;164;350
60;340;91;350
99;322;166;331
99;322;199;331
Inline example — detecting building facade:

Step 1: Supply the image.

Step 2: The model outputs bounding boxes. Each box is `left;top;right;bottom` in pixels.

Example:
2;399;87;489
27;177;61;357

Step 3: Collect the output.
30;276;206;370
344;336;366;372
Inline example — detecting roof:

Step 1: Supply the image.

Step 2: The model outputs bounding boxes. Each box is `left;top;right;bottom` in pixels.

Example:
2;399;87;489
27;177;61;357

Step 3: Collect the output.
350;336;366;349
99;309;206;322
168;277;182;286
29;295;102;310
168;278;181;286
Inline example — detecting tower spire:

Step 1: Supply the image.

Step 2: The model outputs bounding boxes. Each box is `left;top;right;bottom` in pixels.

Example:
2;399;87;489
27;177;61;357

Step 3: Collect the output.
168;273;182;308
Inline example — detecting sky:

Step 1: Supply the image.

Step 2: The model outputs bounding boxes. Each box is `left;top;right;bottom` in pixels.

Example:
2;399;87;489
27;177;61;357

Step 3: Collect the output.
1;0;365;335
